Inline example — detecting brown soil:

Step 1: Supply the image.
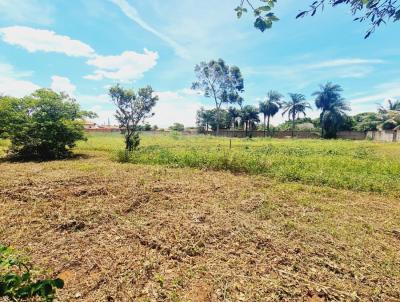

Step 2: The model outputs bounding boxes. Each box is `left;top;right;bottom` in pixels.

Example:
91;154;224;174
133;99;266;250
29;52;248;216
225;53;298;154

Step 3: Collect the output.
0;156;399;301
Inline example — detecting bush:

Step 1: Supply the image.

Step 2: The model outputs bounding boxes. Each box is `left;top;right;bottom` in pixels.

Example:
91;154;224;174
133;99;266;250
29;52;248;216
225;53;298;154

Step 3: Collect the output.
0;245;64;301
0;89;95;160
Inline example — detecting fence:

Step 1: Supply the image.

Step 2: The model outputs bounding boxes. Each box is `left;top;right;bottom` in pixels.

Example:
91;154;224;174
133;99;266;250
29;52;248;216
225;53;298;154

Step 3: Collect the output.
214;130;321;139
214;130;368;140
367;130;399;142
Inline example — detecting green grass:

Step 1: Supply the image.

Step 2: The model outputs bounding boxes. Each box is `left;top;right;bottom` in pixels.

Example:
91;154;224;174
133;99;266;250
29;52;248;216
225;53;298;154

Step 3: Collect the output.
75;132;400;195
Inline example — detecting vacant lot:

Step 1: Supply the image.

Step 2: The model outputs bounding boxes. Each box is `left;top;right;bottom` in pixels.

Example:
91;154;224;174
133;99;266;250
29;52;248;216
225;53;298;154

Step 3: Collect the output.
1;134;399;301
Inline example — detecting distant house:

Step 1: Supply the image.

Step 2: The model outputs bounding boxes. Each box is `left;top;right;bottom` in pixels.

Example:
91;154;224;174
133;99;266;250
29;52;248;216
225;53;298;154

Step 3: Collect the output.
83;121;97;129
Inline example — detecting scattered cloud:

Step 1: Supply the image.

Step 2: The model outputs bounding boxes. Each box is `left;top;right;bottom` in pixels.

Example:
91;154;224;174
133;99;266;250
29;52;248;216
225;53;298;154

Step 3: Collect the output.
0;62;39;97
0;26;96;57
148;89;206;128
109;0;188;58
0;26;159;82
307;59;384;69
85;49;159;82
348;81;400;113
243;57;385;89
0;0;54;26
51;76;76;96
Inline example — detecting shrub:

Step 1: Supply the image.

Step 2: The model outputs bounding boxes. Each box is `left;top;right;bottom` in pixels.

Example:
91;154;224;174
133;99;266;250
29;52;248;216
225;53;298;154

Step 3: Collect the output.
0;245;64;301
0;89;95;160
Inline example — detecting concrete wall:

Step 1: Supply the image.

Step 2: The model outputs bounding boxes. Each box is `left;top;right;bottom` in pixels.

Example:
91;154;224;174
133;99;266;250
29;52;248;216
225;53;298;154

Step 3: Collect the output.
366;130;399;142
336;131;366;140
214;130;320;139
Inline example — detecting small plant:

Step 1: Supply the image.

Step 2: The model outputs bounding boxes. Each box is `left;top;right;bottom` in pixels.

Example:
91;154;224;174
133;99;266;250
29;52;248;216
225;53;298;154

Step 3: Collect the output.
0;245;64;302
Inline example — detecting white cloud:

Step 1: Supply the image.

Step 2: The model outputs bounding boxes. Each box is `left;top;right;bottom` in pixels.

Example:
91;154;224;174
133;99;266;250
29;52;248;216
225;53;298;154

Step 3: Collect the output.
149;89;206;128
109;0;188;58
0;26;158;82
51;76;76;96
85;49;159;82
0;0;53;25
348;81;400;111
0;78;39;98
0;26;95;57
243;57;385;89
0;63;39;97
308;59;384;69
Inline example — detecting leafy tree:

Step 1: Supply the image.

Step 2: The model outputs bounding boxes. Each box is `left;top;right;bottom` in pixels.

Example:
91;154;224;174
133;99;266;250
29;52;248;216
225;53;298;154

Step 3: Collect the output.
353;112;381;131
236;0;400;38
313;82;350;138
0;90;95;160
143;123;152;131
0;244;64;302
196;107;214;132
227;107;241;129
109;85;158;151
192;59;244;135
240;105;260;135
379;99;400;112
259;90;283;136
169;122;185;132
282;93;312;137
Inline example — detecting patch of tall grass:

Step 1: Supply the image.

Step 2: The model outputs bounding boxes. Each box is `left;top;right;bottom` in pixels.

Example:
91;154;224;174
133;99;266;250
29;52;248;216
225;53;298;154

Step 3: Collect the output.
80;133;400;194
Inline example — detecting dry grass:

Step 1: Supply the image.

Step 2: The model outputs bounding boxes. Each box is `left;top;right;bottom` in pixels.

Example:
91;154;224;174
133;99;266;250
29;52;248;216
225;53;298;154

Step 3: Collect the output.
1;151;399;301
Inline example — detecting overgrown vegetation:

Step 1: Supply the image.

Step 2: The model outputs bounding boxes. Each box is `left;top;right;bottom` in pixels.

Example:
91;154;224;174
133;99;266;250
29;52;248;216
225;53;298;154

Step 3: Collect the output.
0;245;63;301
72;133;400;194
0;89;94;160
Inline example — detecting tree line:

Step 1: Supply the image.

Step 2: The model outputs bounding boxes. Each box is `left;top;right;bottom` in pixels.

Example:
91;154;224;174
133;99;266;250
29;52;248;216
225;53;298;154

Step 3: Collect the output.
1;59;399;160
194;59;400;138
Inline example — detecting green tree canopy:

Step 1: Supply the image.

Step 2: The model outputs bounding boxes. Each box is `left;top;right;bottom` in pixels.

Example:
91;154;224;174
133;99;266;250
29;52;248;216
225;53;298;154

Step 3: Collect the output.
240;105;260;134
236;0;400;38
192;59;244;134
0;89;95;160
109;84;158;151
169;122;185;132
313;82;350;138
259;90;283;136
282;93;312;137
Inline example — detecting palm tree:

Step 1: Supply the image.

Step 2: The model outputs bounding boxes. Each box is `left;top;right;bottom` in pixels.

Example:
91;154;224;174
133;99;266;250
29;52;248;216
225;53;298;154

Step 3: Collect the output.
240;105;260;136
259;90;283;137
227;107;240;130
379;99;400;113
312;82;350;138
281;93;311;137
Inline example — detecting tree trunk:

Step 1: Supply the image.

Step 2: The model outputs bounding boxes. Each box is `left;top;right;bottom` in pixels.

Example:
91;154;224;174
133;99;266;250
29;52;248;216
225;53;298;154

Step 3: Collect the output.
263;115;266;138
320;110;325;138
267;115;271;136
292;112;295;138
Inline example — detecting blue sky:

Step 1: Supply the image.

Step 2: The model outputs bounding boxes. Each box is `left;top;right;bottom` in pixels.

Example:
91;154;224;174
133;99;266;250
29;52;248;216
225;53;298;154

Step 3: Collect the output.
0;0;399;127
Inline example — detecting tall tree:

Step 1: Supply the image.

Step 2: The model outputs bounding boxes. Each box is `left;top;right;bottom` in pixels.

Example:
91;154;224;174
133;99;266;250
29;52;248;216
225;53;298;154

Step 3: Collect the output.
282;93;311;137
313;82;350;138
259;90;283;136
227;107;240;129
241;105;260;136
109;85;158;151
236;0;400;38
192;59;244;135
379;99;400;112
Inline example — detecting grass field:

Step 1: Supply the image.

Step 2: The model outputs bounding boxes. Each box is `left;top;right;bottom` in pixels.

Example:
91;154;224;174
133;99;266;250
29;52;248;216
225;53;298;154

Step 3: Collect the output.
79;132;400;195
1;133;400;301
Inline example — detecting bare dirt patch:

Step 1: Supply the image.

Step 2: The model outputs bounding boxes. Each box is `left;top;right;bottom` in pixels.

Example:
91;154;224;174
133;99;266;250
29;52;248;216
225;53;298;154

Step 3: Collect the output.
0;157;399;301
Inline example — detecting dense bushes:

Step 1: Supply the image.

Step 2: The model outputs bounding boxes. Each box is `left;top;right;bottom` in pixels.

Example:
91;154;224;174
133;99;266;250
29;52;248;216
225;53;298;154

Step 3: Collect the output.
0;89;95;160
